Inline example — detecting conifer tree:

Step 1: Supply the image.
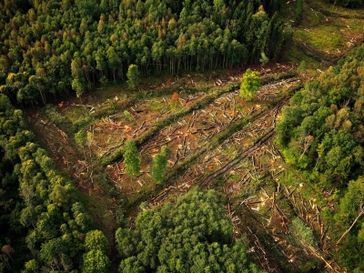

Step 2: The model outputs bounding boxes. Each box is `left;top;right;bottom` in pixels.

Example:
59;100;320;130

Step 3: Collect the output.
123;140;141;177
151;146;170;184
126;64;140;90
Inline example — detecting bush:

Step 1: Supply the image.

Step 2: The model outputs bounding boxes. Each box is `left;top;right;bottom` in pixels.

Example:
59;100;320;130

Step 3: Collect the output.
240;69;261;101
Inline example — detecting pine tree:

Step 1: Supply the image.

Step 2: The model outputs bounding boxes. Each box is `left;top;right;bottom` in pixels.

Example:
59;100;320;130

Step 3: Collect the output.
126;64;140;90
123;140;141;177
151;146;170;184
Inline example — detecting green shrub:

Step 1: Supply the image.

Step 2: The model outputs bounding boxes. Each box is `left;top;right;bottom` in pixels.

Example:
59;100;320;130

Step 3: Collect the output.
291;218;317;247
240;69;261;101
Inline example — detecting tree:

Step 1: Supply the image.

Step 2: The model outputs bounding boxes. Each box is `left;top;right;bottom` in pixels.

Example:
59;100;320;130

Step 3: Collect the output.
107;46;121;81
84;230;108;252
116;189;262;273
126;64;140;90
151;146;170;184
72;78;86;98
295;0;303;23
82;250;110;273
123;141;141;177
239;69;261;100
276;44;364;271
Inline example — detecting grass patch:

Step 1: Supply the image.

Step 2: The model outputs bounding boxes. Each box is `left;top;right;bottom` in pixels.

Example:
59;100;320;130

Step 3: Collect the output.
340;18;364;32
309;0;364;18
285;44;321;69
294;26;343;53
62;105;91;126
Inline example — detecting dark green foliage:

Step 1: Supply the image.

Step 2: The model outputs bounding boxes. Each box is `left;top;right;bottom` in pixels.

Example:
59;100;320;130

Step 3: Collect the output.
115;189;262;273
295;0;304;23
151;146;170;184
0;94;108;271
0;0;287;104
123;140;141;177
276;45;364;271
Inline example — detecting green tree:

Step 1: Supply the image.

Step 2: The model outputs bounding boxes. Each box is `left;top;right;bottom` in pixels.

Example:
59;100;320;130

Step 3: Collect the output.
295;0;303;23
107;46;121;81
151;146;170;184
276;44;364;271
240;69;261;100
126;64;140;90
82;250;110;273
72;78;86;98
116;189;262;273
84;230;108;252
123;141;141;177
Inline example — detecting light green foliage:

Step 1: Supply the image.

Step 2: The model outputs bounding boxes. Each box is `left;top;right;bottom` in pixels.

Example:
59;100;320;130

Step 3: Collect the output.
115;189;262;273
75;129;87;147
123;140;141;177
126;64;140;90
240;69;261;100
291;218;317;247
85;230;108;252
123;110;134;122
82;250;110;273
151;146;170;184
260;52;269;65
82;230;110;273
72;78;86;98
22;259;39;273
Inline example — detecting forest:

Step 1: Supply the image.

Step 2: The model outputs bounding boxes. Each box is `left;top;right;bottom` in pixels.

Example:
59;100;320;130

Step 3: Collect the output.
0;0;286;104
0;0;364;272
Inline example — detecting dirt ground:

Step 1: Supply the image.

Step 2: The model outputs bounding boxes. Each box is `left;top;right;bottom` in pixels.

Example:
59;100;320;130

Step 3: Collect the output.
106;77;299;199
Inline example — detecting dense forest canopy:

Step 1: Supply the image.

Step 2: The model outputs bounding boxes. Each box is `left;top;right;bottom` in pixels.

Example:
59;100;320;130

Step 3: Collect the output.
276;44;364;272
0;0;287;105
0;94;109;272
115;189;261;273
